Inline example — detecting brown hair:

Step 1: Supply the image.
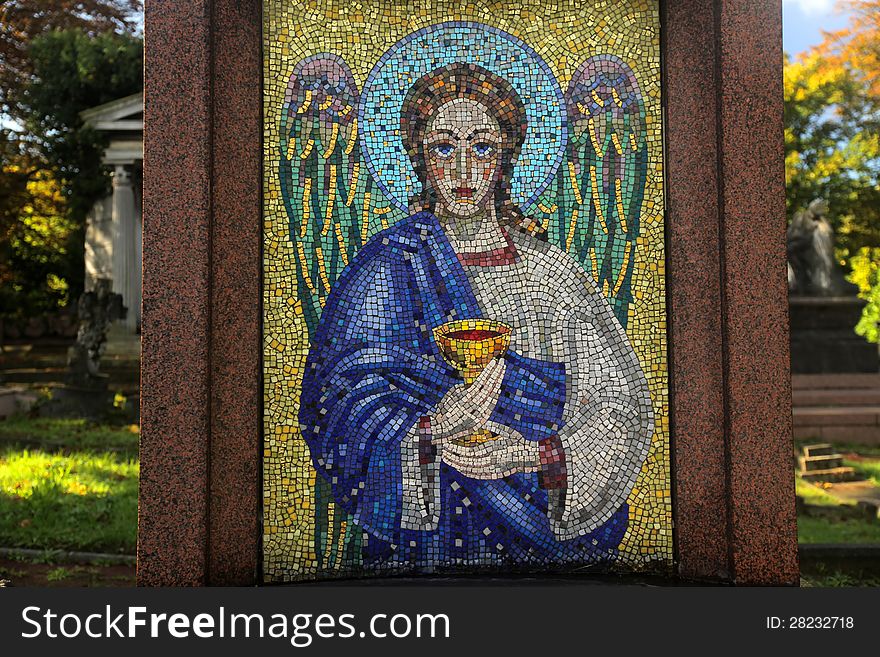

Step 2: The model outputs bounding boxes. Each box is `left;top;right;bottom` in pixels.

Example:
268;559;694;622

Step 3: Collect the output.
400;63;528;226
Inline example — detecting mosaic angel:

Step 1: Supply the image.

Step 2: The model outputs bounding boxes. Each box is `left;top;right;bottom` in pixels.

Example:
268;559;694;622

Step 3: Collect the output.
282;28;654;570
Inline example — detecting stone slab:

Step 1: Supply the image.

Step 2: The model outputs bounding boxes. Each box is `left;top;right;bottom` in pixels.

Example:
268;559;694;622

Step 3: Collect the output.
794;425;880;445
140;0;799;586
800;467;859;483
802;444;833;458
801;455;844;472
793;407;880;427
792;373;880;390
794;389;880;407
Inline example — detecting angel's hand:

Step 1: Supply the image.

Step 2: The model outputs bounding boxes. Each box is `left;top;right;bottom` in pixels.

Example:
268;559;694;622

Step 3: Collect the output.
432;358;506;443
441;422;540;480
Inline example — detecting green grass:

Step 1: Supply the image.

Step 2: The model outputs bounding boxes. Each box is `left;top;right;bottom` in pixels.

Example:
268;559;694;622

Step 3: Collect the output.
795;459;880;544
46;566;73;582
844;458;880;487
0;415;140;554
795;477;850;507
801;571;880;587
797;514;880;544
0;446;138;553
833;443;880;458
795;439;880;458
0;417;139;454
794;442;880;547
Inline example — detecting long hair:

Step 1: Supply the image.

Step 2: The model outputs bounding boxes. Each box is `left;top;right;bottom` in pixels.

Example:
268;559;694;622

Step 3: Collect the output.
400;63;528;226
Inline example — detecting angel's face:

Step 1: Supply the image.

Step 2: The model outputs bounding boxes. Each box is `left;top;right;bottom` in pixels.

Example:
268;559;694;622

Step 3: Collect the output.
423;99;502;219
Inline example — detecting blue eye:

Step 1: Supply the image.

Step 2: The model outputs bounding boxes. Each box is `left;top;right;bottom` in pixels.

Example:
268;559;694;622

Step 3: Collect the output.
472;142;495;158
430;142;454;159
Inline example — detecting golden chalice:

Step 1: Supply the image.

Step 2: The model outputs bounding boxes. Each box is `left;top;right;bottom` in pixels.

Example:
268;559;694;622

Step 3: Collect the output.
433;319;512;446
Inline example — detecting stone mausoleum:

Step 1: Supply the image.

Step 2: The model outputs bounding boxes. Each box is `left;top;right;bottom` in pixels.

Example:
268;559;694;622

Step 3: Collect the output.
81;92;144;334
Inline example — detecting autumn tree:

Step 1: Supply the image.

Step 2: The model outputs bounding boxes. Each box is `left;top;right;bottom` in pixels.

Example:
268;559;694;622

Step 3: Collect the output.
784;0;880;341
0;0;141;118
23;29;143;222
0;26;142;318
819;0;880;98
0;129;76;316
0;2;142;318
784;43;880;262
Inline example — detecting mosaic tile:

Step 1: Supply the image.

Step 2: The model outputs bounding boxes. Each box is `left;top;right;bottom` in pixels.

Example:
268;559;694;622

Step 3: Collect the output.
263;0;671;582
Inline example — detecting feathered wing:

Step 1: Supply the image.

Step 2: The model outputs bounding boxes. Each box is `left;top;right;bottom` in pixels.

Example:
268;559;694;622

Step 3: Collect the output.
279;54;367;572
280;53;408;338
279;54;412;574
537;55;648;328
281;54;369;336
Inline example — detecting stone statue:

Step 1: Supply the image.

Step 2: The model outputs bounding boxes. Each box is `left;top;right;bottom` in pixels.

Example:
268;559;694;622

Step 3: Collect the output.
66;279;126;388
787;198;843;296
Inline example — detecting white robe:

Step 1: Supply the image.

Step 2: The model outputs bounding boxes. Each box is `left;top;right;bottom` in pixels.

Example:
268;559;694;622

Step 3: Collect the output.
402;228;654;540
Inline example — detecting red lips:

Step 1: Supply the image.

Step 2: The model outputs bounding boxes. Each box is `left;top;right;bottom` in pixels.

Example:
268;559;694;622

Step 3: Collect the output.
454;187;474;198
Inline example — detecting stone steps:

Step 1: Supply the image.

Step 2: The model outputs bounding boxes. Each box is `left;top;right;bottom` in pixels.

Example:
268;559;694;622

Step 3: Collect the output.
798;442;860;483
800;467;860;483
792;374;880;445
802;443;834;458
0;387;40;420
799;454;844;471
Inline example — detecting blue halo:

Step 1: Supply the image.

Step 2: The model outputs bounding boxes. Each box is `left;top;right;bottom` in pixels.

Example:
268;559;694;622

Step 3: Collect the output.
359;22;567;212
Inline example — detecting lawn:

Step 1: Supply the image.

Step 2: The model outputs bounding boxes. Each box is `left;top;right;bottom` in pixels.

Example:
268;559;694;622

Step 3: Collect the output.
797;515;880;544
0;416;140;452
801;571;880;587
844;457;880;487
794;477;842;507
795;452;880;544
0;417;138;554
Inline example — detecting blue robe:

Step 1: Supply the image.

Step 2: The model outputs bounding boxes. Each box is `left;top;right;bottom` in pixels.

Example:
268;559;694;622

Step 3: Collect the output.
299;212;627;571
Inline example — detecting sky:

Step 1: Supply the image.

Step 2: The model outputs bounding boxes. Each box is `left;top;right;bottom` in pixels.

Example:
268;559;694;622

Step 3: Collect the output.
783;0;855;56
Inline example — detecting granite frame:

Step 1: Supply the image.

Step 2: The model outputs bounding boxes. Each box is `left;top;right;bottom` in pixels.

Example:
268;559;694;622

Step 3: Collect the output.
138;0;799;586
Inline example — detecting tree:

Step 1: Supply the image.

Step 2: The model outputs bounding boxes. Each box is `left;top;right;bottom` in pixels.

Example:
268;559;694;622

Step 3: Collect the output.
1;3;142;319
0;28;142;319
0;0;141;118
850;247;880;343
784;1;880;342
784;50;880;263
818;1;880;98
23;29;143;222
0;133;75;316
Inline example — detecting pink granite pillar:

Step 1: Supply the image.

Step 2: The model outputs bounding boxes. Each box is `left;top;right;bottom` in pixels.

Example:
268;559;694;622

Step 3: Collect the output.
139;0;213;586
665;0;799;585
715;0;799;584
139;0;260;586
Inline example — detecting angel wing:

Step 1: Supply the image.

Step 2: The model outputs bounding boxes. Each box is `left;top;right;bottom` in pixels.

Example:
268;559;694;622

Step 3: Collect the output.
279;54;365;571
280;53;409;337
535;55;648;328
279;53;412;572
